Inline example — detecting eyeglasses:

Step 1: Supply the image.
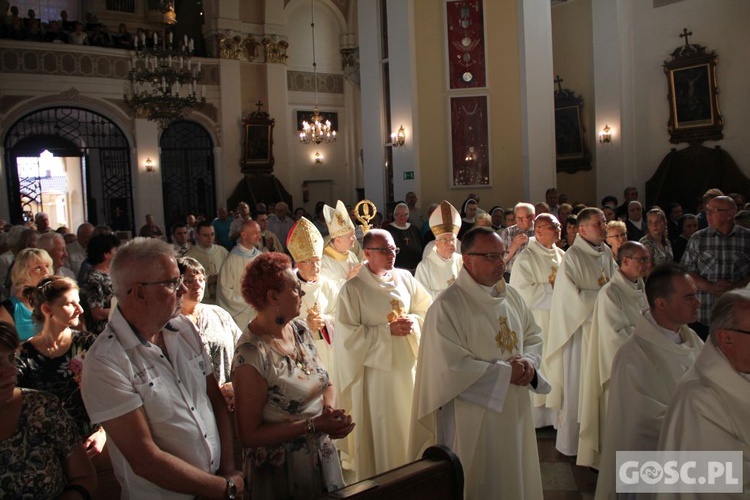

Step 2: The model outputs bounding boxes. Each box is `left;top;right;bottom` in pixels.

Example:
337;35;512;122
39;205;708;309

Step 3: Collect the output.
366;246;400;255
436;236;457;244
131;276;184;293
725;327;750;335
706;208;733;214
606;233;627;239
466;252;504;262
182;276;205;288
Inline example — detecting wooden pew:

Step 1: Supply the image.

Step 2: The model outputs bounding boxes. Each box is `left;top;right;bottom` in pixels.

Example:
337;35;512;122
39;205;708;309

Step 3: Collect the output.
320;446;464;499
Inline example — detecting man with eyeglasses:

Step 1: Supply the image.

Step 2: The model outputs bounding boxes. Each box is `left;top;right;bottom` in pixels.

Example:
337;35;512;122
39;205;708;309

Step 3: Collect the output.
545;207;617;457
186;220;228;305
595;264;703;499
217;220;262;329
334;229;431;481
658;288;750;487
411;227;550;498
81;237;245;499
681;195;750;340
499;202;536;279
415;200;463;298
578;241;650;469
509;213;565;428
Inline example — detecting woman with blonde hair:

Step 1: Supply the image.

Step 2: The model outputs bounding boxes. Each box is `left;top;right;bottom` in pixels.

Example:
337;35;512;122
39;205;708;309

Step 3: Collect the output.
17;276;105;459
640;207;673;266
605;220;628;261
0;248;52;340
233;252;354;498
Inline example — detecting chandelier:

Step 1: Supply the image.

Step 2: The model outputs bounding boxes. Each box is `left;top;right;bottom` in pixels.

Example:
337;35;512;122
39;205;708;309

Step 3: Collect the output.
124;6;205;130
299;0;336;145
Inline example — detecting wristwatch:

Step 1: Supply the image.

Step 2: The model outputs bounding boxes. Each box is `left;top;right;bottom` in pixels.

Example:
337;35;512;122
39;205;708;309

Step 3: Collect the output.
225;477;237;499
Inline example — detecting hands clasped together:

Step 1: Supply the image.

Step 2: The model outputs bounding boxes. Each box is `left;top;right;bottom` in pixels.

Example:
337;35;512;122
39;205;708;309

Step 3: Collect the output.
316;405;355;440
509;355;536;386
389;316;414;336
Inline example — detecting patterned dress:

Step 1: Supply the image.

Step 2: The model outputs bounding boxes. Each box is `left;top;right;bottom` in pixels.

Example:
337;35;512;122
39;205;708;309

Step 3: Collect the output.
17;330;99;439
233;319;345;499
0;389;80;498
193;304;242;385
79;268;114;334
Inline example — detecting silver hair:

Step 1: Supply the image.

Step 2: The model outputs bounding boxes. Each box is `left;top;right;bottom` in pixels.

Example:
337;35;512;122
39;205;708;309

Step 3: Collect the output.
110;237;174;298
709;289;750;343
36;231;64;251
514;202;535;215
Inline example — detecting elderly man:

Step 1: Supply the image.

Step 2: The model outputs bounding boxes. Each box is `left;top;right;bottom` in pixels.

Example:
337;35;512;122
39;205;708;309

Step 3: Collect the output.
216;220;262;329
253;211;282;253
595;264;703;500
267;202;295;251
335;229;431;481
228;202;251;244
81;238;244;498
35;212;51;233
138;214;164;239
625;201;645;241
509;213;564;428
288;217;338;375
37;232;76;279
185;221;228;305
681;195;750;340
545;207;616;456
658;289;750;496
321;200;362;287
415;201;463;298
171;222;191;257
499;202;535;278
578;241;650;469
411;227;550;499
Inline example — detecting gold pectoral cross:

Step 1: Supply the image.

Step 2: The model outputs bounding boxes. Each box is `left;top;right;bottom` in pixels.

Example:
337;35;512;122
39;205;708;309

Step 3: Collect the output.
446;275;456;287
387;298;405;323
495;316;518;354
598;267;609;287
548;266;557;287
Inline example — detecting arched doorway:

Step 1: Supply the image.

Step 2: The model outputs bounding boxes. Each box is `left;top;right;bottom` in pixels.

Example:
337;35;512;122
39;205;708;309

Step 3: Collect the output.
160;120;216;232
3;107;133;231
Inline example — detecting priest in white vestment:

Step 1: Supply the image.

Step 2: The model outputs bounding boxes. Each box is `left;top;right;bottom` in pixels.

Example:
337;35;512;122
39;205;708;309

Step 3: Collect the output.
185;221;228;304
216;220;262;329
321;200;362;287
657;289;750;499
509;213;564;428
595;265;703;500
578;241;650;469
415;200;463;298
287;217;338;378
335;229;431;481
411;227;550;499
545;207;616;456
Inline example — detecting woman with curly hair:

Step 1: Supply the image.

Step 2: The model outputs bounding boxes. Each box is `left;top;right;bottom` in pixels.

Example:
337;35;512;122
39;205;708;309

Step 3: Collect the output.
17;276;105;459
233;252;354;498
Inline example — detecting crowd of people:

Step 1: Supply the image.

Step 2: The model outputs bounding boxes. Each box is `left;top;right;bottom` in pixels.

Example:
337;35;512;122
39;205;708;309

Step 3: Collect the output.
0;184;749;498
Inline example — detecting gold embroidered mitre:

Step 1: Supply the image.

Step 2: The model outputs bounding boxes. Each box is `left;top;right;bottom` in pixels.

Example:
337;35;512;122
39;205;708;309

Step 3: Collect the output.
287;217;324;263
323;200;356;239
429;200;461;237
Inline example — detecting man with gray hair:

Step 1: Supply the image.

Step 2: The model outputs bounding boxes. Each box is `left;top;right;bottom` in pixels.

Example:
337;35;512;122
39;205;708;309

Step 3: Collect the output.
36;232;76;279
81;237;244;498
658;289;750;493
267;201;295;251
65;222;94;276
35;211;51;234
499;202;536;278
625;200;645;241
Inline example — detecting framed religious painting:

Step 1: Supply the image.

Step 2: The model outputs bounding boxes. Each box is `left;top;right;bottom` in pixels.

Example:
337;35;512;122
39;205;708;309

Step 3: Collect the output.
445;0;487;89
241;103;275;173
554;77;591;173
663;29;723;144
450;95;490;187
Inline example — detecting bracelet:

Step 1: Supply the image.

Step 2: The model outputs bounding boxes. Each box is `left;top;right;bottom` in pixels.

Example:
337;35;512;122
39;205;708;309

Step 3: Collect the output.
63;484;93;500
305;417;316;435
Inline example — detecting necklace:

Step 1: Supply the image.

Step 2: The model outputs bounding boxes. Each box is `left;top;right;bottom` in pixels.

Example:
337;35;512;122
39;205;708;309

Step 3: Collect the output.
252;319;314;375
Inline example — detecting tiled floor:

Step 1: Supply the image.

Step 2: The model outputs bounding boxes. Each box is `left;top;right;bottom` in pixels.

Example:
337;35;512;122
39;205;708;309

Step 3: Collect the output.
538;426;598;499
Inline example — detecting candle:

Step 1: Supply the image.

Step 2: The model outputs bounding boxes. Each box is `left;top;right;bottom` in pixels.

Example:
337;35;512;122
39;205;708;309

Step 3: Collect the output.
197;61;201;73
154;32;158;45
201;85;205;98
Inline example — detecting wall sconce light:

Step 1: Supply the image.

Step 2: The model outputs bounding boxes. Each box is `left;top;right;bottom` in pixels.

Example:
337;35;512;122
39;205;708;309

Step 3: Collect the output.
390;125;406;147
313;152;323;164
144;157;155;172
599;124;612;144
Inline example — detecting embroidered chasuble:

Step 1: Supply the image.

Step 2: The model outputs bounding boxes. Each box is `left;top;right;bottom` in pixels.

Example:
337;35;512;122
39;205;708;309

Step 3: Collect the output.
296;273;338;380
415;248;463;298
321;246;360;288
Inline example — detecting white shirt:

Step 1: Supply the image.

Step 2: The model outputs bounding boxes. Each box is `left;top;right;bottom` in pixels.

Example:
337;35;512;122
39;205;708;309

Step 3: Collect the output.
81;308;220;499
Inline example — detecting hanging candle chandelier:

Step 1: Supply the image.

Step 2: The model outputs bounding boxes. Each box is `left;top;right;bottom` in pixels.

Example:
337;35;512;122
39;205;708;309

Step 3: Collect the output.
299;0;336;145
